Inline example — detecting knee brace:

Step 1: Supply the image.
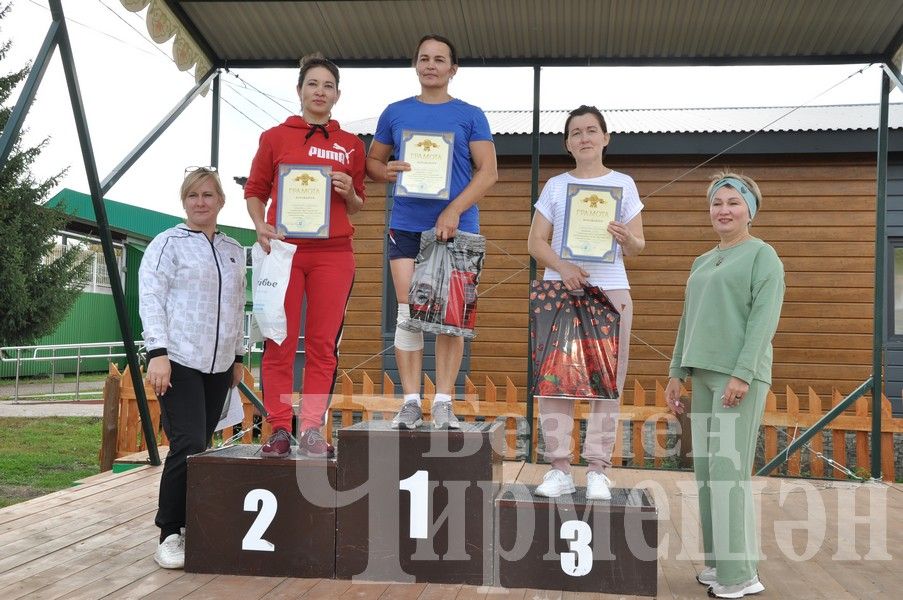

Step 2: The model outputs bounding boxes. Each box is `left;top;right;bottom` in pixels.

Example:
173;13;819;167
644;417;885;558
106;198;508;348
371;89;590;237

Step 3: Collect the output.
395;303;424;351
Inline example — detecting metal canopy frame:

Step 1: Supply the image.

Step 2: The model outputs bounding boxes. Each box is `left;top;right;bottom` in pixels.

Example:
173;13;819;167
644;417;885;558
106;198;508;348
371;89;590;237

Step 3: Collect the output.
2;1;902;476
0;0;225;466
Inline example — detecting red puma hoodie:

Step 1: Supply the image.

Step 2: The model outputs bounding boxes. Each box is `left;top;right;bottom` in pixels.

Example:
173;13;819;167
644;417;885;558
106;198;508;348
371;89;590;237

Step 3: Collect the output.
245;116;366;250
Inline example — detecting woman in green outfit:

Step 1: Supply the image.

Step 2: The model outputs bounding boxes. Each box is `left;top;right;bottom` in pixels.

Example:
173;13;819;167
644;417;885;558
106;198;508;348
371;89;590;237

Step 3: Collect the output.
665;171;784;599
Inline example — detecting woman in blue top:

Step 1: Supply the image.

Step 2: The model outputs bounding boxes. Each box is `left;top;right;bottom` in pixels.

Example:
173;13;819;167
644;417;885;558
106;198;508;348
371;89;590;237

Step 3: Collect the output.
367;34;498;431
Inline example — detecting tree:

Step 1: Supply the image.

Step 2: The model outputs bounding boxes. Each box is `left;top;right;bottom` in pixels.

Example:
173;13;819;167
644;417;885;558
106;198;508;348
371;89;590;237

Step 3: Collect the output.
0;2;88;346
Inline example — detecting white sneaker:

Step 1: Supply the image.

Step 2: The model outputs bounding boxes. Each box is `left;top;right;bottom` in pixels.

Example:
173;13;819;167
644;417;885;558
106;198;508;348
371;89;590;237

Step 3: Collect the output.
154;533;185;569
586;471;613;500
535;469;576;497
708;576;765;598
697;566;718;586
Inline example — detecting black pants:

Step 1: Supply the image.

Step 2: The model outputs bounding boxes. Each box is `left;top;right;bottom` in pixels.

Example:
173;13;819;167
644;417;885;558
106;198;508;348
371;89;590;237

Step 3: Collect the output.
155;361;231;540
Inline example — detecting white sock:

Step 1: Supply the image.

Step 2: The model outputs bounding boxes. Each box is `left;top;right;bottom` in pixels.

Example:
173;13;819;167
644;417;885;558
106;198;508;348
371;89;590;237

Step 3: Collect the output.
403;393;421;406
434;393;452;405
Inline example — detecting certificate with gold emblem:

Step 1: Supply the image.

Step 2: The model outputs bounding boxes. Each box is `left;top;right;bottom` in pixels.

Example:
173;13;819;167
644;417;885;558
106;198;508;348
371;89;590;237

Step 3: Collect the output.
396;130;454;200
561;184;623;263
276;165;331;238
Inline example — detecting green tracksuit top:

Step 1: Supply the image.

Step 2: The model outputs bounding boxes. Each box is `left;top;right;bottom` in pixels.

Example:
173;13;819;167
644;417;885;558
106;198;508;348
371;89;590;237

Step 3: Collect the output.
669;237;785;385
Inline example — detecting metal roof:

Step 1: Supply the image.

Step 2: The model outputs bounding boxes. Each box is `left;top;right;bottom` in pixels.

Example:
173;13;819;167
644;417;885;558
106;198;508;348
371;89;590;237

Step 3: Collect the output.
142;0;903;74
46;189;257;246
345;103;903;135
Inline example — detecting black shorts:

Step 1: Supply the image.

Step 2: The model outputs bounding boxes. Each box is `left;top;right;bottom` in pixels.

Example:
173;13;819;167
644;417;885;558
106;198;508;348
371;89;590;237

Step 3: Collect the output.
387;229;422;260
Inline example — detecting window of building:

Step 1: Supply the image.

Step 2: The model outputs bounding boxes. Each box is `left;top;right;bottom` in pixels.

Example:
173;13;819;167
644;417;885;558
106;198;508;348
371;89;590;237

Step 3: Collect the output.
894;245;903;335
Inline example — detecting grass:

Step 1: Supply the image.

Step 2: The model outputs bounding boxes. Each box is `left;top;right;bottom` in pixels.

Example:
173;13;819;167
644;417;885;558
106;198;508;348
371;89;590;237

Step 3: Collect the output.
0;417;101;508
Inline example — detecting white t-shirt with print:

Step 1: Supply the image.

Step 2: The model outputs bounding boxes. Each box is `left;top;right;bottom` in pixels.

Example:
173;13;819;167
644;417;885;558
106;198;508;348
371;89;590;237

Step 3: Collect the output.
534;170;643;290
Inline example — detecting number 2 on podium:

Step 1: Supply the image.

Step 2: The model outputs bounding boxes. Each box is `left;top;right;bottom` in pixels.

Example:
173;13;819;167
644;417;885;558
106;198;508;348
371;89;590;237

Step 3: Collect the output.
242;488;277;551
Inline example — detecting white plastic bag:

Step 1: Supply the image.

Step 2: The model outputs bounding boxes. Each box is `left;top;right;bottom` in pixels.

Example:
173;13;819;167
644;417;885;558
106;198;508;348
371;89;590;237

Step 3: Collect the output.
215;387;245;432
251;240;296;345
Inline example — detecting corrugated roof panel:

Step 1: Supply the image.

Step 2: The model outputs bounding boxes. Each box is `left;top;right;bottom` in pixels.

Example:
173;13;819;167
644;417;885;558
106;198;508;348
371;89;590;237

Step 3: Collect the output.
173;1;903;63
344;104;903;135
47;190;257;245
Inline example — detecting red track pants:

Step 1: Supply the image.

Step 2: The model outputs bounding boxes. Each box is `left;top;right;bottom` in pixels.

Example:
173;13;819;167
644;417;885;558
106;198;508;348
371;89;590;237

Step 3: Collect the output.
261;247;354;432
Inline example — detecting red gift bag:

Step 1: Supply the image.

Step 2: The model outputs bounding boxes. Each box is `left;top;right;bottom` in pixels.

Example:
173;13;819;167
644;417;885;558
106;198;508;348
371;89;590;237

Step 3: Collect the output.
529;280;621;399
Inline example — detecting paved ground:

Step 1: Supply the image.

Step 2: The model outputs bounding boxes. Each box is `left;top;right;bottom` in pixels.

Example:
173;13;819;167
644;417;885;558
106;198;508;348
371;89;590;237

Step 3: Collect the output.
0;379;106;417
0;399;104;417
0;378;105;399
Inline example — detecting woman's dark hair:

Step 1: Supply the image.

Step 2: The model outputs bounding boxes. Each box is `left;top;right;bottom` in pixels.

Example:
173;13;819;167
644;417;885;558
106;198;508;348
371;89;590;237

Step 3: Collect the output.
412;34;458;66
563;105;609;157
297;53;340;87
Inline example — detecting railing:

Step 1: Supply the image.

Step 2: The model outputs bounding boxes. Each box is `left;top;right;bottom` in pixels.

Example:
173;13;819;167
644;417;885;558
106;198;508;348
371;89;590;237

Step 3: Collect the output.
0;321;273;401
0;341;142;401
46;236;124;293
108;366;902;482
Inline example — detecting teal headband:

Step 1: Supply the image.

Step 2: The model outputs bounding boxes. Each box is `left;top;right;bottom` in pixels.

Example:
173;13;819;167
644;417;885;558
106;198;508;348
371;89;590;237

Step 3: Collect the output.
709;177;758;220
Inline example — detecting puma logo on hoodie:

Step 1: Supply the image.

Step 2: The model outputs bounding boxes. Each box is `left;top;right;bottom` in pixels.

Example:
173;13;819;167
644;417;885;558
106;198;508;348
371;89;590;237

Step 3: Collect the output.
307;142;355;164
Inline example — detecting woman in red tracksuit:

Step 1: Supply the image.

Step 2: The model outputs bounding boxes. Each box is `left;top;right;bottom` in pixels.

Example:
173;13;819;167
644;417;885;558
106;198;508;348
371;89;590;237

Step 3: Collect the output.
244;53;365;458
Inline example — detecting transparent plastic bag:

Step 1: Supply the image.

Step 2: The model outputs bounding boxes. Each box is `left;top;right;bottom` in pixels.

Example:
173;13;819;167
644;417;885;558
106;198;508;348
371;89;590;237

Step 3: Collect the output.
408;229;485;339
529;280;620;399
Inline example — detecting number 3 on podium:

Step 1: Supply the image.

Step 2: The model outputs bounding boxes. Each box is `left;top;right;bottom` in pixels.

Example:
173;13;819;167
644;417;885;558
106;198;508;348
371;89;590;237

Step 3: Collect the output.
561;520;592;576
242;488;278;552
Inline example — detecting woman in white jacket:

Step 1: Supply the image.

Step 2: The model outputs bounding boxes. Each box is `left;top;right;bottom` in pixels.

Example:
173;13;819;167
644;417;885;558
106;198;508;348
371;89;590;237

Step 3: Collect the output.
139;167;246;570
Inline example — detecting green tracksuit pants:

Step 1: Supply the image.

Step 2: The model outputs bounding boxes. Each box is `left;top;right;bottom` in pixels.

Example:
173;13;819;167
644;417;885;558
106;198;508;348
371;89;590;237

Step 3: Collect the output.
690;368;767;585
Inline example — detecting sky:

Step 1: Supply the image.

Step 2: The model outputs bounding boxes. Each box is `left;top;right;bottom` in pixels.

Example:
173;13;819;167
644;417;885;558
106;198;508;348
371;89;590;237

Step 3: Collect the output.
5;0;902;228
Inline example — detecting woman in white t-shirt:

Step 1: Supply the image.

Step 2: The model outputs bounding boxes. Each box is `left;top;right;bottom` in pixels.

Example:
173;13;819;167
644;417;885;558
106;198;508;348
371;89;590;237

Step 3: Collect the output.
527;105;645;500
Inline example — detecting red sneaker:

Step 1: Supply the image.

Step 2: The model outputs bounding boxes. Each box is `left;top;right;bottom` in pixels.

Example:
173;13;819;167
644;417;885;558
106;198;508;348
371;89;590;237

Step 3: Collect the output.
298;428;333;458
261;428;291;458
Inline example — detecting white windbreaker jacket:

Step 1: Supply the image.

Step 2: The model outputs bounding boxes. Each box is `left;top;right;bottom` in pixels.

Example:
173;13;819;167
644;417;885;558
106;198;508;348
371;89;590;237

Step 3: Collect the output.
139;225;247;373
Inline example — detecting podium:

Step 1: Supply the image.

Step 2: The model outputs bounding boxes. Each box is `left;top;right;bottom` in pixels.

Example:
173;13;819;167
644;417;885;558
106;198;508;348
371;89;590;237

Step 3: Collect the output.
184;445;336;578
496;484;658;596
182;421;658;594
335;420;504;584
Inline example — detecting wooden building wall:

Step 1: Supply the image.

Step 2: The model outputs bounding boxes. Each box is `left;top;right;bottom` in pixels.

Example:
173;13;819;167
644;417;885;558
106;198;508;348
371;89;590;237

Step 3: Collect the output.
340;154;877;401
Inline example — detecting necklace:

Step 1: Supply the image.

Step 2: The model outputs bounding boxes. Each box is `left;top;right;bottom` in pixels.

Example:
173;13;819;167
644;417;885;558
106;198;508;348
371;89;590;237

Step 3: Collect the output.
714;235;751;266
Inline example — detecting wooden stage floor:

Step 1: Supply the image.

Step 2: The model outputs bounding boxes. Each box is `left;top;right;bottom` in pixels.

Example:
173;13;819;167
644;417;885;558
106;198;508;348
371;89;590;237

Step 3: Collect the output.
0;459;900;599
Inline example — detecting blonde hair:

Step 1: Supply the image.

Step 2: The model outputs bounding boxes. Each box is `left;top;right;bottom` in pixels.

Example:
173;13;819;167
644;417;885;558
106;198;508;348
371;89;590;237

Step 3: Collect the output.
181;168;225;203
707;170;763;212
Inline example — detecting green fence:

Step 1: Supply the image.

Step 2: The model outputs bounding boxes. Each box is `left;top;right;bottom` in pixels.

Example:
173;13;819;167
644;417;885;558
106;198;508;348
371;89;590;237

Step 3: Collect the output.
0;292;123;378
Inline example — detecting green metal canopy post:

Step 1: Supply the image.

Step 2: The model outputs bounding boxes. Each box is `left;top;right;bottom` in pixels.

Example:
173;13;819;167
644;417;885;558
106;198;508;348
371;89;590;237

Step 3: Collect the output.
211;72;221;167
757;378;872;476
871;71;890;479
525;65;541;462
0;19;60;166
101;68;219;196
50;0;160;465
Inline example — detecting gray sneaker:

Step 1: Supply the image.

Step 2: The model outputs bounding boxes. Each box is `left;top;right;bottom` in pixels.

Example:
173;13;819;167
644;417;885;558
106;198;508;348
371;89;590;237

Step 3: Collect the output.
431;401;461;430
391;402;423;429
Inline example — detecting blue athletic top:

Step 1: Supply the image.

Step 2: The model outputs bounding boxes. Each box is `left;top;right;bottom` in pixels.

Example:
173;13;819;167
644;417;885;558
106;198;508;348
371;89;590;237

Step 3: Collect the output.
374;97;493;233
